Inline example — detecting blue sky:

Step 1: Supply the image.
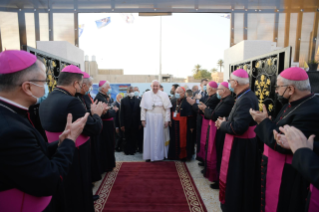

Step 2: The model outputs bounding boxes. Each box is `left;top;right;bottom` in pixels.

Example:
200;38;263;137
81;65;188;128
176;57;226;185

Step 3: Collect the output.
79;13;230;78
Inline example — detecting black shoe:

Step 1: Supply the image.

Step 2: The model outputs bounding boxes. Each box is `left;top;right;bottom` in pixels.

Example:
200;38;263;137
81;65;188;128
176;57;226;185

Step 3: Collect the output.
92;195;100;201
198;162;204;166
210;183;219;189
201;169;206;174
145;159;151;162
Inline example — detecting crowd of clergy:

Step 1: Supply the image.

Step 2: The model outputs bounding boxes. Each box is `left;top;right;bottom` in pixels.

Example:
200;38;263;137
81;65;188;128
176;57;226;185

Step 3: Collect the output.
0;49;319;212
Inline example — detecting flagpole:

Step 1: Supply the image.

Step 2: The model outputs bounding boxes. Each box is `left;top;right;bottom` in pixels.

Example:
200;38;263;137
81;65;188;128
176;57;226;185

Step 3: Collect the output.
159;16;162;83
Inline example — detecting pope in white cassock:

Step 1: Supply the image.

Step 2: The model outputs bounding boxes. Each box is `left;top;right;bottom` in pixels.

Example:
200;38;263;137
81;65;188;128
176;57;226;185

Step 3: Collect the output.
140;80;172;162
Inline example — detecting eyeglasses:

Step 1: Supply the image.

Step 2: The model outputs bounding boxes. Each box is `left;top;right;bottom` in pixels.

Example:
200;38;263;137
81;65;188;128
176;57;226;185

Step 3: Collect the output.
29;80;47;83
275;85;288;90
19;79;47;86
216;88;224;91
227;79;234;83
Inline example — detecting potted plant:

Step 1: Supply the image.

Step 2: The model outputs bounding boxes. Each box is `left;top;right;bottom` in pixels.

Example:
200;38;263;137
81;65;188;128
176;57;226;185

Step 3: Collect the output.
308;60;319;72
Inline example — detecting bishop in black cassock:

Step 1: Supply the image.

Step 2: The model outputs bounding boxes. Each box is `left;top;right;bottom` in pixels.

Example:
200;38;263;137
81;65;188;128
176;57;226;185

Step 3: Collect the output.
250;67;319;212
216;69;260;212
0;50;87;212
40;66;103;212
94;80;117;172
76;72;102;183
202;82;234;188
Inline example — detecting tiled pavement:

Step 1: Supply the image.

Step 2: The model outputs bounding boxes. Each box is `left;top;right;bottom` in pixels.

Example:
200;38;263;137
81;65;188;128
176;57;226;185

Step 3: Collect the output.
93;152;222;212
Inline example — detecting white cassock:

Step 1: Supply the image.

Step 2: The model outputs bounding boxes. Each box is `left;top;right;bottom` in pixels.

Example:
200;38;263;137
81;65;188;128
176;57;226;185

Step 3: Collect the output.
140;90;172;161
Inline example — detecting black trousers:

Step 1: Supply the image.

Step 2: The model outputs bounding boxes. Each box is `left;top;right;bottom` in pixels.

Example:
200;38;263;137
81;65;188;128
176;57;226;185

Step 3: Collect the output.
123;126;139;154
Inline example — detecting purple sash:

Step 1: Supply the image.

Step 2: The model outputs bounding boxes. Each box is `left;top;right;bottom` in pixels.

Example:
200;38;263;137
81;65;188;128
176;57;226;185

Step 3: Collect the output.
309;184;319;212
102;117;113;121
219;126;256;204
197;114;209;161
263;145;293;212
0;188;52;212
45;131;89;147
205;120;218;182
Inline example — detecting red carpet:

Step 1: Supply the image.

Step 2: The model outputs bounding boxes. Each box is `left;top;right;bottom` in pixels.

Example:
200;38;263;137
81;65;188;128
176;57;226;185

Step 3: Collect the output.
94;161;207;212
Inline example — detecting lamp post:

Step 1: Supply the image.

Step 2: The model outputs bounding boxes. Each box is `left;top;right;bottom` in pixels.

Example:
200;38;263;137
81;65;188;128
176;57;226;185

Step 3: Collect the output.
159;16;162;83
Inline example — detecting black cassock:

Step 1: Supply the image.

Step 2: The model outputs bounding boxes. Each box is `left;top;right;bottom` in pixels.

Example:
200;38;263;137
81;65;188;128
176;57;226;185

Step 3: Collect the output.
219;89;260;212
77;93;102;182
40;88;102;212
0;100;75;212
203;94;234;180
255;94;319;212
94;92;116;172
120;96;141;155
113;101;124;152
193;95;207;160
293;148;319;212
169;97;195;160
193;94;220;162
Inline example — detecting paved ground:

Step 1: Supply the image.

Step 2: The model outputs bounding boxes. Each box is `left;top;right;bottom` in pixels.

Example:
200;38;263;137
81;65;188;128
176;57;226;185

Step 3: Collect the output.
93;152;222;212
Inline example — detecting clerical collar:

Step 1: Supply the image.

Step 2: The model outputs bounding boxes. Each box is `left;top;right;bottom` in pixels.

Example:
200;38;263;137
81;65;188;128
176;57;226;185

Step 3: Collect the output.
98;92;106;97
236;88;250;98
55;87;72;96
0;96;28;111
289;93;314;106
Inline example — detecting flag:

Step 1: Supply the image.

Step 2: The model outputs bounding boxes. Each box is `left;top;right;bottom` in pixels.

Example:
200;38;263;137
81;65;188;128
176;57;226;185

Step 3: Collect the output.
95;17;111;29
304;61;309;69
121;13;134;24
78;24;84;37
220;14;230;19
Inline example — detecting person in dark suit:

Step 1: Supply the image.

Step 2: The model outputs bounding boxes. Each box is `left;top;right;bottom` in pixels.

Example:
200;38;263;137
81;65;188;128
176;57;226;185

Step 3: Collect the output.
133;86;143;152
114;94;123;152
40;65;104;212
120;86;142;155
0;50;89;212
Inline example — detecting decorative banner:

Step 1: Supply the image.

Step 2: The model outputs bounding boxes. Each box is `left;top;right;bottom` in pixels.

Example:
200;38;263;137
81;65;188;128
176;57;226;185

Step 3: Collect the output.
90;83;131;100
95;17;111;29
110;84;131;100
78;24;85;37
121;13;134;24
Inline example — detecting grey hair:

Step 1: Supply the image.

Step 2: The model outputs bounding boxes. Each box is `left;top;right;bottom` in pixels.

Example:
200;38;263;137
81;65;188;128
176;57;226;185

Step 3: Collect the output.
151;80;159;85
83;77;93;85
277;75;311;91
231;73;249;85
98;80;110;91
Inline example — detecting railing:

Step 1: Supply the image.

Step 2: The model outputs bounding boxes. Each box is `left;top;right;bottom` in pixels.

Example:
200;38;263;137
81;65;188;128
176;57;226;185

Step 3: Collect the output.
229;47;292;118
23;46;80;92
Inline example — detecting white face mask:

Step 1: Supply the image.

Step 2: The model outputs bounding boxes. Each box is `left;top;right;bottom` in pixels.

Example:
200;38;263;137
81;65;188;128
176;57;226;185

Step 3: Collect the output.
129;92;134;97
29;82;46;103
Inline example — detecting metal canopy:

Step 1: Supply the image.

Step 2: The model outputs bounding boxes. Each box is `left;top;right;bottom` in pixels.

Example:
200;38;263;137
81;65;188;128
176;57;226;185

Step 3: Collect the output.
0;0;318;13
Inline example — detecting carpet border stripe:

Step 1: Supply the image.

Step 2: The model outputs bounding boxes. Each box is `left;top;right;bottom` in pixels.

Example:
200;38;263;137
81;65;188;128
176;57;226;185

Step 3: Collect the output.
175;161;208;212
94;162;123;212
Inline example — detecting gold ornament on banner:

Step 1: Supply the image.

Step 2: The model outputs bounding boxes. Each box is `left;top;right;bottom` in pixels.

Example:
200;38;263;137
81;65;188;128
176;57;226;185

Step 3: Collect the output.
254;74;273;112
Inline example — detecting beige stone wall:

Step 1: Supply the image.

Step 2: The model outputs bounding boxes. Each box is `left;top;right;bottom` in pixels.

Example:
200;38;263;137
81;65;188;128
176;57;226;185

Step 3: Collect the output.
211;72;224;83
186;76;201;83
98;69;124;75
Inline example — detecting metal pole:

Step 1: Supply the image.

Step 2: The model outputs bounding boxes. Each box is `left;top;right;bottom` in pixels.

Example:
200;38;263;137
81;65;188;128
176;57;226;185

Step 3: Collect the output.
159;16;162;83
